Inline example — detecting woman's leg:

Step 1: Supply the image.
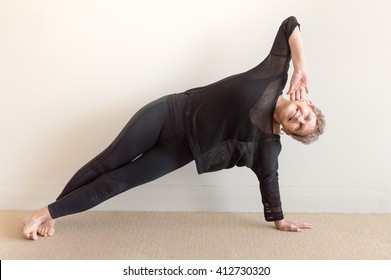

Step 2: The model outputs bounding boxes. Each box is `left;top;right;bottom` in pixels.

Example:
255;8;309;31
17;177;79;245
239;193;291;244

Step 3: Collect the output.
55;96;172;200
50;134;193;218
23;95;193;240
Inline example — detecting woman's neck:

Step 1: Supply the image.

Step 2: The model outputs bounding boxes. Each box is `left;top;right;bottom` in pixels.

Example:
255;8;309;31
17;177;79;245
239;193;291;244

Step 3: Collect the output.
273;96;288;134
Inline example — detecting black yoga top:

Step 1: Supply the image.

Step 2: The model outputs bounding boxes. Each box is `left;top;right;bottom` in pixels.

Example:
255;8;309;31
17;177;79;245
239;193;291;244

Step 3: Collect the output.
168;16;300;222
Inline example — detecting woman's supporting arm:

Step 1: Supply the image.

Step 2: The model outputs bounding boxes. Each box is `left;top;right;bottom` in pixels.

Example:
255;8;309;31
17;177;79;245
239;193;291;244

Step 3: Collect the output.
274;219;313;232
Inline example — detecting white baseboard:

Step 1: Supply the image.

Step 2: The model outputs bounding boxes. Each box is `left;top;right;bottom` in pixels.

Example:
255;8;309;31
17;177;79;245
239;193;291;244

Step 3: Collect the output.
1;184;390;213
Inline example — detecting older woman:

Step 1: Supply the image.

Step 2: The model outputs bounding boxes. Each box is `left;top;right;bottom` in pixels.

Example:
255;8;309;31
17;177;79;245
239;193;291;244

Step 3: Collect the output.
23;16;325;240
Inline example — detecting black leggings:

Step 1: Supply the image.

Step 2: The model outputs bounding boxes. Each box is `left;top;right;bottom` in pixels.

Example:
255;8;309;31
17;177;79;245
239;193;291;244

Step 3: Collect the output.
48;96;194;219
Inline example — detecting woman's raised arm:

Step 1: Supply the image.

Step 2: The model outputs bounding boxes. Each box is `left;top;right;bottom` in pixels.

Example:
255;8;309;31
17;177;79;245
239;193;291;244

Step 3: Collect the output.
287;26;309;101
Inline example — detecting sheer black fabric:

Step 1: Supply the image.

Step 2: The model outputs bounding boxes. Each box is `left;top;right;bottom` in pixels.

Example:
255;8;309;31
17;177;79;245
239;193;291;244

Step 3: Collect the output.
181;16;299;221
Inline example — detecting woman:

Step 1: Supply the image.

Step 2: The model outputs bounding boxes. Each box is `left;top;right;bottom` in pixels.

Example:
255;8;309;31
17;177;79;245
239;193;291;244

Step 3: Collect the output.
23;16;325;240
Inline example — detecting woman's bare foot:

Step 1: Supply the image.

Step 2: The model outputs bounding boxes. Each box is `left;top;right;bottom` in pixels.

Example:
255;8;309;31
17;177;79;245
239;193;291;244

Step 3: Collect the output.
23;206;56;240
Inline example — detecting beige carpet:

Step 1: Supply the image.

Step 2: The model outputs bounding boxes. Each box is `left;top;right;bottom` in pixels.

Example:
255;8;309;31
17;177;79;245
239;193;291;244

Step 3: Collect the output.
1;210;390;260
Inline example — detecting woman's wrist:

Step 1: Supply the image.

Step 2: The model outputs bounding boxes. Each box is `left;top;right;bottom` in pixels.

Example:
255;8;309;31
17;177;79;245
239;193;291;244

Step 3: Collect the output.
293;66;306;73
274;219;285;229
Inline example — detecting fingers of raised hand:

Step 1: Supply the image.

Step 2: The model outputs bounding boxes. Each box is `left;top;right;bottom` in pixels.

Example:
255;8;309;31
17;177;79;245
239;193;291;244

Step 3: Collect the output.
288;84;308;102
287;71;309;101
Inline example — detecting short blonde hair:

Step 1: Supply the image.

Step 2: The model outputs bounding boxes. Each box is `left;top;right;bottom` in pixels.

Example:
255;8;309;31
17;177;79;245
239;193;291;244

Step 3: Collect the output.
290;105;325;144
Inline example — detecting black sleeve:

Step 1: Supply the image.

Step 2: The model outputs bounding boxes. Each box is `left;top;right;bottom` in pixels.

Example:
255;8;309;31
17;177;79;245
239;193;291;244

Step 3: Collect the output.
250;16;300;80
251;138;284;222
269;16;300;57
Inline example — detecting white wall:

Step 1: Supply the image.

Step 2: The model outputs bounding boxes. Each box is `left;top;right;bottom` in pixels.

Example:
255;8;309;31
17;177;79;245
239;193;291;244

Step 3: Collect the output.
1;0;390;213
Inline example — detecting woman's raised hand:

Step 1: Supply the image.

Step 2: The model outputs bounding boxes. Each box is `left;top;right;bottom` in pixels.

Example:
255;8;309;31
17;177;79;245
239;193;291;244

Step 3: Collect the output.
287;69;309;102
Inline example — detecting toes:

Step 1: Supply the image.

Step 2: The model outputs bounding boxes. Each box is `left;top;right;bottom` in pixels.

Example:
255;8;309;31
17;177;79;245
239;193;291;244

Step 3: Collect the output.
23;227;37;240
37;227;43;236
27;231;38;240
31;231;38;240
38;225;48;237
47;228;55;237
37;221;55;237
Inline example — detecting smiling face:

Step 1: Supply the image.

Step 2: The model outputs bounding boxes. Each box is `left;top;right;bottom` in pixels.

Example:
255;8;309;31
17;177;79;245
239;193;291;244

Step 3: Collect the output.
280;101;317;137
